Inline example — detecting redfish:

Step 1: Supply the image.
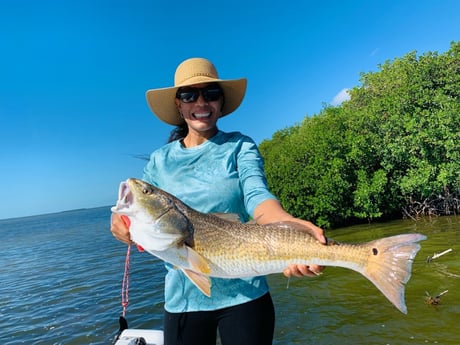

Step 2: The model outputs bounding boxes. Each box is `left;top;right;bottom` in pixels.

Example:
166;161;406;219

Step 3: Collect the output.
111;178;426;314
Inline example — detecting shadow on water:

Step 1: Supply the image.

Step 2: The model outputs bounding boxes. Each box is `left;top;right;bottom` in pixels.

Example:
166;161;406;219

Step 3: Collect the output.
0;209;458;344
269;216;460;345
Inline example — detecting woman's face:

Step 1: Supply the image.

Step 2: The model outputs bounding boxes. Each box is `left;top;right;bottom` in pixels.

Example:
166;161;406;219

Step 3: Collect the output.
175;83;224;134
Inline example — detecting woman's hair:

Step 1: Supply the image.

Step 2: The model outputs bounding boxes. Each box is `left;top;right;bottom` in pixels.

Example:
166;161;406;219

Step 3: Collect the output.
167;123;189;143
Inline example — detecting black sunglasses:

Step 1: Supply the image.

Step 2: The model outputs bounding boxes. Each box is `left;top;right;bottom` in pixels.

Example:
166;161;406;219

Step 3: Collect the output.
176;85;223;103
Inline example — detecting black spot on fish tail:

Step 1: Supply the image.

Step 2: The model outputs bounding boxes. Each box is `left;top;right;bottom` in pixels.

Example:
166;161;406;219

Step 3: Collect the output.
372;248;378;255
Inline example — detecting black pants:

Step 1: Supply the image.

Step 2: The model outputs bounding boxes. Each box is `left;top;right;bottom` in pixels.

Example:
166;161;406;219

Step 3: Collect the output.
163;293;275;345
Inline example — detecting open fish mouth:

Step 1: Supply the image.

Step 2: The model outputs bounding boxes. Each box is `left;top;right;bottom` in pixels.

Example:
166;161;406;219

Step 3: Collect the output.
111;180;134;212
119;181;134;205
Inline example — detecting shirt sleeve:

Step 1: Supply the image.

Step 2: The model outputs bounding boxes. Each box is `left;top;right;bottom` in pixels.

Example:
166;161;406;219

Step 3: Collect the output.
236;134;278;217
142;151;160;186
142;154;155;185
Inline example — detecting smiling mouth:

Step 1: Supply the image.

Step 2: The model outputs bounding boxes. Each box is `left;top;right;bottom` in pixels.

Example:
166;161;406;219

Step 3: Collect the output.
192;112;212;119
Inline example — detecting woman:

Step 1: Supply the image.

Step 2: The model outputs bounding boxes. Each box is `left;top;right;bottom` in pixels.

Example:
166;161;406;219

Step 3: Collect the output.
111;57;326;345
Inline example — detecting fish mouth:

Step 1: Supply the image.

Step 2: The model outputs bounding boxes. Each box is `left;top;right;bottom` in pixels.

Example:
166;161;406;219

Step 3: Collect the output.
111;180;134;213
119;181;134;205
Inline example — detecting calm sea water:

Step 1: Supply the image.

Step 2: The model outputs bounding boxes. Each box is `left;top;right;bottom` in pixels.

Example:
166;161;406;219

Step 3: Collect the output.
0;208;459;344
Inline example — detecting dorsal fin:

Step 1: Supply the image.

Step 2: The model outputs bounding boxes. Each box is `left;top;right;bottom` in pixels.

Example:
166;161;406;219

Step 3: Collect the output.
264;221;317;235
210;213;243;223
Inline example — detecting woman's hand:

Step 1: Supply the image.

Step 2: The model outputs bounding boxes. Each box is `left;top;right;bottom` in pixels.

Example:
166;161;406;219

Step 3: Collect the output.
282;219;326;278
254;199;326;278
110;213;132;244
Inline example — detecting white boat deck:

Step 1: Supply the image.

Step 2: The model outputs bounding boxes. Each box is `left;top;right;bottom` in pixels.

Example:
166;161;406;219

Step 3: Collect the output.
114;329;164;345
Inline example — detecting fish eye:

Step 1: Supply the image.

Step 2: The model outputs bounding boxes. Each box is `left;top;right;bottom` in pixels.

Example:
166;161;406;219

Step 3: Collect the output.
142;187;152;195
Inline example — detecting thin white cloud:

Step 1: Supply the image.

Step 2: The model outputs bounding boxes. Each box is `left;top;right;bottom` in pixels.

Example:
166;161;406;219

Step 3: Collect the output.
331;88;350;106
370;48;380;56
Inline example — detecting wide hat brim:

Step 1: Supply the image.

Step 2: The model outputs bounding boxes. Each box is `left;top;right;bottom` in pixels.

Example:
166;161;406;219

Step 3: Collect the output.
146;77;247;126
145;58;247;125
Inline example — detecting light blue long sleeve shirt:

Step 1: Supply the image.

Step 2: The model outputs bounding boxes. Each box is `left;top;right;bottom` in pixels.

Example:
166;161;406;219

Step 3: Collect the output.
143;130;277;312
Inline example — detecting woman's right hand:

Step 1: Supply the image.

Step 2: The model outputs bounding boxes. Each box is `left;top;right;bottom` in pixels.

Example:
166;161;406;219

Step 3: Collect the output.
110;213;132;244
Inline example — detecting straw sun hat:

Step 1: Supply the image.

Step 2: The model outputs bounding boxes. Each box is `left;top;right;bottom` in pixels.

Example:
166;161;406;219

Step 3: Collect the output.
146;58;247;125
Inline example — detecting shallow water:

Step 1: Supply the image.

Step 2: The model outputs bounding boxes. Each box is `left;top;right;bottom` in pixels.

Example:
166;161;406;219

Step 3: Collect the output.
0;209;458;344
269;217;460;345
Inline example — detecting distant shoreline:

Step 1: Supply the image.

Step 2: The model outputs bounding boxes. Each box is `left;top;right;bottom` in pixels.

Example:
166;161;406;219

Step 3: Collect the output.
0;205;112;222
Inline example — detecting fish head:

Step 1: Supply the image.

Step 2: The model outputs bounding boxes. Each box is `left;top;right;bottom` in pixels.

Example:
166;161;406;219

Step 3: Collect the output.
111;178;194;251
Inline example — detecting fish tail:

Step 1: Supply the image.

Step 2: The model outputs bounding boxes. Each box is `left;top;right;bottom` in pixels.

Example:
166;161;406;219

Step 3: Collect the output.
362;233;426;314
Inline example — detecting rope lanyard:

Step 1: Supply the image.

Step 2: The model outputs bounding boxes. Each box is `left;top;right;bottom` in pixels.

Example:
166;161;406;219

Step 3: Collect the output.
121;244;131;317
119;214;133;317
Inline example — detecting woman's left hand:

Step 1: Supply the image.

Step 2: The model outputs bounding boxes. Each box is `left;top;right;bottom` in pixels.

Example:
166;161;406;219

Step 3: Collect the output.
253;199;327;278
283;263;324;278
282;219;326;278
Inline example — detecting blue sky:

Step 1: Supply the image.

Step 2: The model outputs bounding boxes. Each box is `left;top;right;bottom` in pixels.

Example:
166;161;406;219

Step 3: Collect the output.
1;0;459;219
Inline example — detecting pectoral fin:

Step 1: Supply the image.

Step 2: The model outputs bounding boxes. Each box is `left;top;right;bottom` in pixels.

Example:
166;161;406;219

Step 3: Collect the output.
181;268;212;297
186;247;211;274
180;247;212;297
